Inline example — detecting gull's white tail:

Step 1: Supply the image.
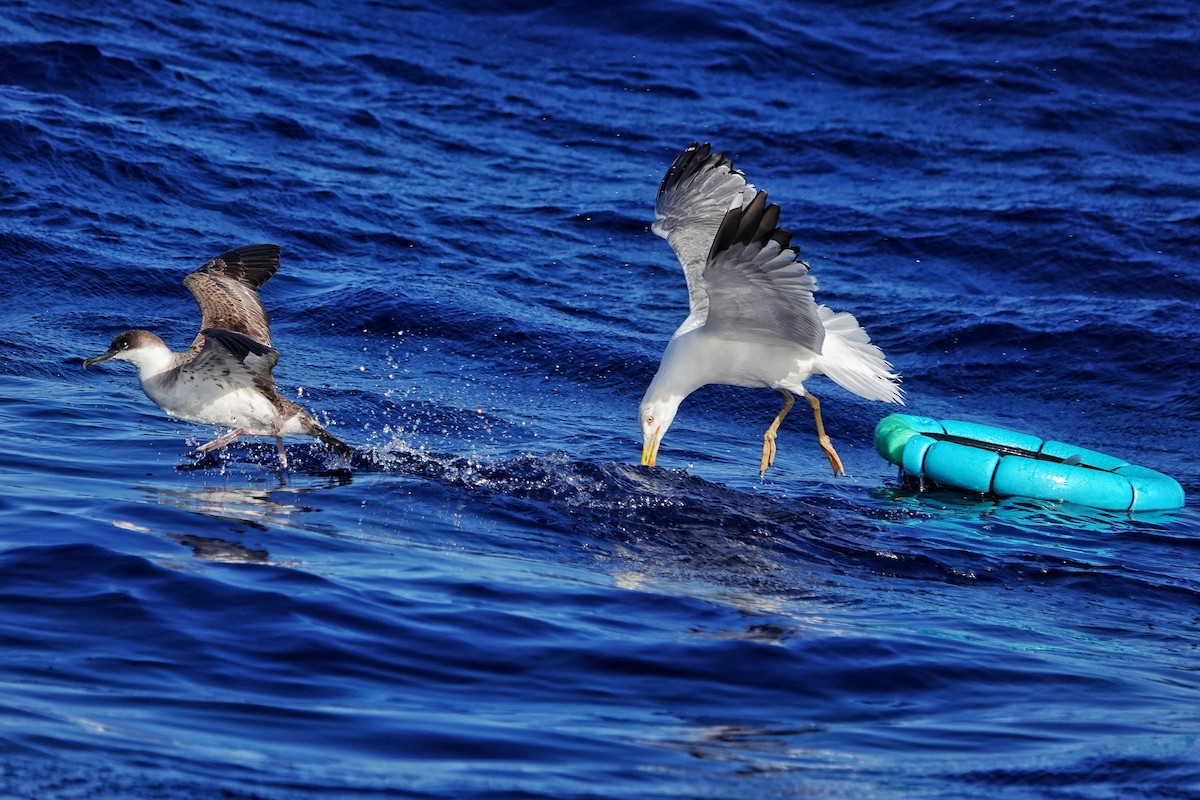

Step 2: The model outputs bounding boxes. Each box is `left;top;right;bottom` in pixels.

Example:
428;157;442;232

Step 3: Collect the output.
815;306;904;404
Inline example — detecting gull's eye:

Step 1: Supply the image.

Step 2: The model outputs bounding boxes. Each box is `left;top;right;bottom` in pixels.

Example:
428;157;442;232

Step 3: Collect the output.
645;415;654;425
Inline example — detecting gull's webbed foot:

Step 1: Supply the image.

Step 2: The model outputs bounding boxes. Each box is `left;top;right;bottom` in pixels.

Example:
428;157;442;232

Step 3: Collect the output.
759;430;777;476
805;393;846;478
819;434;846;477
759;389;796;477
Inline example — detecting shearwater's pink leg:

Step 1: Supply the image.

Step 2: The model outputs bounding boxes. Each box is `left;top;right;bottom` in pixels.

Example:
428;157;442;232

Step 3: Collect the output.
195;428;278;454
275;436;289;470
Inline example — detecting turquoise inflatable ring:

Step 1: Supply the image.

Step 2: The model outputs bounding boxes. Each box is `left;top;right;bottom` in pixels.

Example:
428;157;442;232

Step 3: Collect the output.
874;414;1184;512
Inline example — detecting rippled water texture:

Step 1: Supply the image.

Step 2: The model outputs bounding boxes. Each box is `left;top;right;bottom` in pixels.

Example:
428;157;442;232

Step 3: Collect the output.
1;1;1198;798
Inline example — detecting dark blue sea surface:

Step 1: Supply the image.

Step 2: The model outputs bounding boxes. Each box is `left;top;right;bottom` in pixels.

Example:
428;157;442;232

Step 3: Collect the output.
2;1;1198;797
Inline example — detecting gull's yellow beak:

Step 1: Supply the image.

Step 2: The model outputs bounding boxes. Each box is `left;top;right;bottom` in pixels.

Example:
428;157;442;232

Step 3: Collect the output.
641;427;661;467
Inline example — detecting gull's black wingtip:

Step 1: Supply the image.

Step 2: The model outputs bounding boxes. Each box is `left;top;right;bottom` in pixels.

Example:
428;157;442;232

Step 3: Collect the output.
658;141;742;200
707;189;793;265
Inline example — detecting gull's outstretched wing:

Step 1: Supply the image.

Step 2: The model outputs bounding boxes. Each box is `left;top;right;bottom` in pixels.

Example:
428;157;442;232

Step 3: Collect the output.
183;244;282;356
653;143;755;331
701;189;825;352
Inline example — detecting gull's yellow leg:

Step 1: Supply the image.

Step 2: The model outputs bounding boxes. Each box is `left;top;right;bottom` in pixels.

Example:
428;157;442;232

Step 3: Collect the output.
760;389;795;476
806;392;846;477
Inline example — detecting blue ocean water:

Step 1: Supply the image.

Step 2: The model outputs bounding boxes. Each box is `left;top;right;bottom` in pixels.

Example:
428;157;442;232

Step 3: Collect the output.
1;0;1198;797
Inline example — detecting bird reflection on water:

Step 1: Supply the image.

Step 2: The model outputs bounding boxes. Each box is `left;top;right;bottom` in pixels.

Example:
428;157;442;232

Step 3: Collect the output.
119;472;356;563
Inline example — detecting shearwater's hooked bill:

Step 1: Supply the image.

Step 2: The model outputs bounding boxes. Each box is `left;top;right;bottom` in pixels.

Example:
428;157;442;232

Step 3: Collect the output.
83;244;351;468
640;143;903;477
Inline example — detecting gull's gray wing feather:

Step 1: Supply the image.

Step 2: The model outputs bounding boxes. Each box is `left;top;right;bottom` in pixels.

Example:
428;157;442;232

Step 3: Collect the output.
183;244;282;357
653;143;755;331
701;189;825;351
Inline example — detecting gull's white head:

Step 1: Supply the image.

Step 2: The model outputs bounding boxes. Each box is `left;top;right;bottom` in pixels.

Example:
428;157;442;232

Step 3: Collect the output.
83;330;171;375
639;394;680;468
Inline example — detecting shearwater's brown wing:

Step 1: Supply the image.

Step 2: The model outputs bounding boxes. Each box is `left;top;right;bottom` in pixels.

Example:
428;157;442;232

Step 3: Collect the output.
183;244;282;354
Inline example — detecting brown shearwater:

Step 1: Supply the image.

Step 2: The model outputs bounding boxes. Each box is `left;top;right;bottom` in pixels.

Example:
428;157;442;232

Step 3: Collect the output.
83;244;351;468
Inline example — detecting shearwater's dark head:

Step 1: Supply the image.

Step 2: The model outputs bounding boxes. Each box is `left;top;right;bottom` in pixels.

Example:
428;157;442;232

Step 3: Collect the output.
83;330;170;370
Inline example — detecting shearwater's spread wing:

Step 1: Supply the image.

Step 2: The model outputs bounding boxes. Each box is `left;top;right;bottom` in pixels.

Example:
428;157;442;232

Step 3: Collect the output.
700;189;825;351
183;244;282;355
653;143;755;330
179;327;281;395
